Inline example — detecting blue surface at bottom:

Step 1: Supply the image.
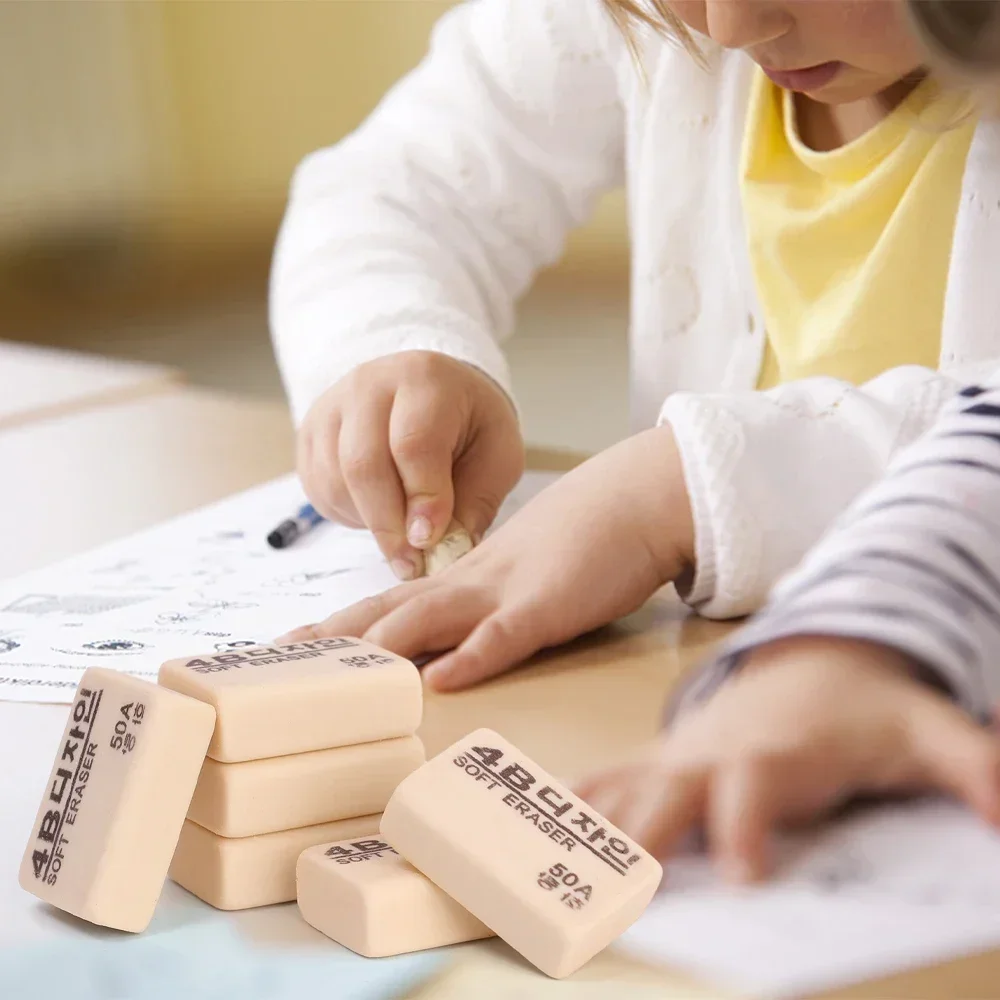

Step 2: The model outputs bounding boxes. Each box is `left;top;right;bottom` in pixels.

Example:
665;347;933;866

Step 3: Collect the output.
0;917;446;1000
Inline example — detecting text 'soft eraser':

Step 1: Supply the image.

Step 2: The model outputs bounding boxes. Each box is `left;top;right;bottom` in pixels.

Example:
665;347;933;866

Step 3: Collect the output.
187;735;425;837
296;837;493;957
19;668;215;931
380;729;663;979
169;814;381;910
158;637;422;762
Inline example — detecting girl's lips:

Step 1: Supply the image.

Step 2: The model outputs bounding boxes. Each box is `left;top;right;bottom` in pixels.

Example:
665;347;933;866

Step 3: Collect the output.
761;61;843;93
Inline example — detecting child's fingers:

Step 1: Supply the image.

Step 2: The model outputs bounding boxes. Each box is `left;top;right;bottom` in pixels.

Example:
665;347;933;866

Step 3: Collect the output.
907;698;1000;827
300;414;363;529
274;583;431;645
707;759;777;884
615;767;707;862
421;601;551;691
573;767;635;823
340;398;422;580
389;386;460;551
451;429;524;546
364;585;495;663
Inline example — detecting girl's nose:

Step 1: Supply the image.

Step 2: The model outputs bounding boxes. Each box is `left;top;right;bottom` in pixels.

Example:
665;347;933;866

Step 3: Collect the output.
705;0;791;50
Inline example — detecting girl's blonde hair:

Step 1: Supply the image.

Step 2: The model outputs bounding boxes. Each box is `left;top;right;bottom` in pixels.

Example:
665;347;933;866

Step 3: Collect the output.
600;0;700;60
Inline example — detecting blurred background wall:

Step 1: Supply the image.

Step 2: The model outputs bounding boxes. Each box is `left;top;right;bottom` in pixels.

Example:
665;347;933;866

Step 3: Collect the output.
1;1;630;452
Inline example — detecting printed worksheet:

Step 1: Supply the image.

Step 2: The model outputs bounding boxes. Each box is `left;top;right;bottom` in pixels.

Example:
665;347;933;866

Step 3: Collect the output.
0;472;558;703
620;798;1000;998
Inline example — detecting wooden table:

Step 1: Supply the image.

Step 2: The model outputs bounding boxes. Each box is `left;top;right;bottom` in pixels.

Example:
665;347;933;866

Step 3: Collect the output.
0;340;181;431
2;383;999;997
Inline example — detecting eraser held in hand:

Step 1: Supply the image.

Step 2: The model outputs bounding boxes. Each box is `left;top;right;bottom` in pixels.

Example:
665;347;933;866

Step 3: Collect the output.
425;520;474;577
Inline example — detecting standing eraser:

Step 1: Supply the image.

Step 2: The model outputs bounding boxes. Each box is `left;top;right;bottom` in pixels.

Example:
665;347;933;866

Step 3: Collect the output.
380;729;663;979
18;669;215;932
187;735;425;837
297;838;493;956
158;637;422;762
169;814;381;910
425;521;474;577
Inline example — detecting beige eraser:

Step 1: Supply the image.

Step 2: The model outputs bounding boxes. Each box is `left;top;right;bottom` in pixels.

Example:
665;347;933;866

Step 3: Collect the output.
169;813;381;910
19;668;215;932
158;636;421;762
380;729;663;979
187;735;425;837
297;837;493;956
425;521;474;577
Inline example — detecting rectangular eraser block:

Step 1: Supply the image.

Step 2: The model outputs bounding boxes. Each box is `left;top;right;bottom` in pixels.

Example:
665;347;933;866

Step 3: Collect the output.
187;736;425;837
158;637;422;762
169;814;381;910
19;669;215;932
297;837;493;957
380;729;663;979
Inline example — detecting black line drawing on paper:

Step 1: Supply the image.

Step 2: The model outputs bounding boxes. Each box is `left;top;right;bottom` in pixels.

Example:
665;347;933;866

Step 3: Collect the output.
0;637;21;654
2;594;147;616
156;598;258;625
52;638;148;657
267;568;356;588
92;559;143;575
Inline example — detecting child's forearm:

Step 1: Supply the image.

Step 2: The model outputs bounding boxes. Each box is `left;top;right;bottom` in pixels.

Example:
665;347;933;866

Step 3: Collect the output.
675;373;1000;724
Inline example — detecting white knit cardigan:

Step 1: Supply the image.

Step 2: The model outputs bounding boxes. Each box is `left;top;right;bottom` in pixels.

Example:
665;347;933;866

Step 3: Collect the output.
271;0;1000;619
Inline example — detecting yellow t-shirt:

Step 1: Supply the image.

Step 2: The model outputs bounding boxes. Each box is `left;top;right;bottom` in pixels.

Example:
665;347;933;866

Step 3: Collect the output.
743;71;976;391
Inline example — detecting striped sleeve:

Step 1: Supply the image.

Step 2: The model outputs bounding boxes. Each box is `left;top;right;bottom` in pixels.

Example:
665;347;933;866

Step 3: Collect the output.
674;375;1000;724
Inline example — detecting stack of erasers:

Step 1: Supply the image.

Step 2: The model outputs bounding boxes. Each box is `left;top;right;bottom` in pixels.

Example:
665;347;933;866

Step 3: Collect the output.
19;649;662;979
18;637;421;925
161;637;424;910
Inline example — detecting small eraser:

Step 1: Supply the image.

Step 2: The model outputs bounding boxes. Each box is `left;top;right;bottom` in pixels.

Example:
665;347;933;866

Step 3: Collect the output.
296;838;493;956
380;729;663;979
425;521;474;577
158;637;422;762
169;814;381;910
19;668;215;932
187;735;425;837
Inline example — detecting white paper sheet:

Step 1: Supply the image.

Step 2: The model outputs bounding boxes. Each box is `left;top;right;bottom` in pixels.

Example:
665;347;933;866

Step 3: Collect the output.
0;472;558;703
618;799;1000;998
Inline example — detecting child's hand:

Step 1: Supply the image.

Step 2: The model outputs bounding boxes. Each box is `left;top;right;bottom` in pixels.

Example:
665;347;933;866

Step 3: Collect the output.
576;636;1000;884
298;351;523;580
279;426;695;690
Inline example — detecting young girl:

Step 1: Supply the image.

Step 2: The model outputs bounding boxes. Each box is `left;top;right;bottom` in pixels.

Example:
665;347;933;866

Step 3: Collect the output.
278;0;1000;883
275;0;1000;683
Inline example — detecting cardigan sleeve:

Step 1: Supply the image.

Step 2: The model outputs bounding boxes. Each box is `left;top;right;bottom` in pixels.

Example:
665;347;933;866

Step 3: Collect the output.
270;0;627;424
669;370;1000;724
659;363;1000;619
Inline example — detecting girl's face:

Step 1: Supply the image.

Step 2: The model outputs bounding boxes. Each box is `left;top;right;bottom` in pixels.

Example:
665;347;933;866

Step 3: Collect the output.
666;0;926;103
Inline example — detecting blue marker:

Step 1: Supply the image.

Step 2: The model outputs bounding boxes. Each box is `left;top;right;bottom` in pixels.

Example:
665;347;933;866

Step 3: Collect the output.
267;503;324;549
